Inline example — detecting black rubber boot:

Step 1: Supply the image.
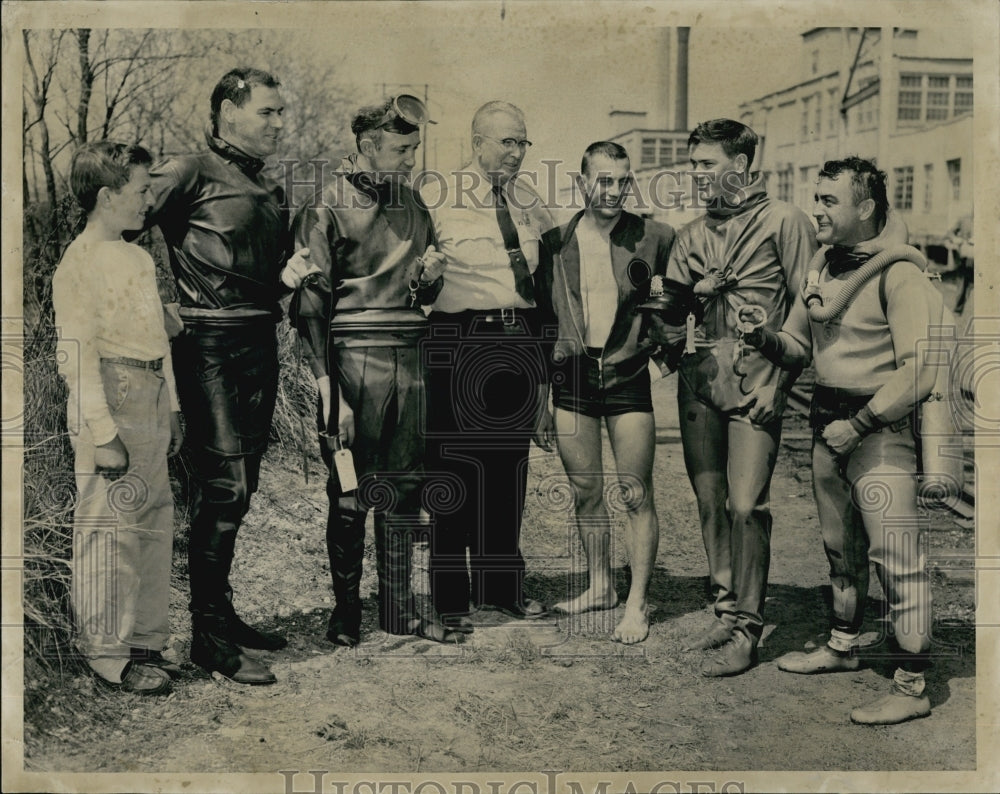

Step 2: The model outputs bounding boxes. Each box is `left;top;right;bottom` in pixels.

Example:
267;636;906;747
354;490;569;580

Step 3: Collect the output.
190;614;276;685
326;604;362;647
325;507;366;646
222;588;288;650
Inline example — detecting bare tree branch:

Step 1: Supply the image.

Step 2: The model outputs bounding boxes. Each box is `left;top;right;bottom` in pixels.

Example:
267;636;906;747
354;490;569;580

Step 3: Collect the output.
22;30;67;226
100;30;153;139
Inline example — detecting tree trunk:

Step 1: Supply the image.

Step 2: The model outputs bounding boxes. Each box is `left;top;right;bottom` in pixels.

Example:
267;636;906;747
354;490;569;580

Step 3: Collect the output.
75;29;93;144
22;31;61;236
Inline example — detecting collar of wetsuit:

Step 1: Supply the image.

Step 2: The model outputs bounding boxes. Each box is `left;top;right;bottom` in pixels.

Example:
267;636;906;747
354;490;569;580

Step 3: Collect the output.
705;172;768;220
825;246;871;277
205;129;266;176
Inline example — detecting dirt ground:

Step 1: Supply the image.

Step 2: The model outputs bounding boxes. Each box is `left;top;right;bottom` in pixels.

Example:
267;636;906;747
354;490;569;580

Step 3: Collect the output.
20;366;978;781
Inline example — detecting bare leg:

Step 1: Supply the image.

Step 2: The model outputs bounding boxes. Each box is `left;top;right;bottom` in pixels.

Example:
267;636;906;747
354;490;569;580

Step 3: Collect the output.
606;411;658;644
553;408;619;614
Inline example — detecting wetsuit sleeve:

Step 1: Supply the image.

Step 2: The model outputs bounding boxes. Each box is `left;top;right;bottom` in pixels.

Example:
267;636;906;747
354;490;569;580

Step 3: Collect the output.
777;207;819;301
533;230;559;383
412;190;444;306
145;157;197;232
414;276;443;307
289;196;337;379
774;290;813;366
664;226;694;286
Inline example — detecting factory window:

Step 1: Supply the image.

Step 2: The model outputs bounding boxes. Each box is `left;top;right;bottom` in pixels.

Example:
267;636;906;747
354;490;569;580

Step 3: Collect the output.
947;159;961;201
660;137;684;166
777;167;794;203
798;165;818;207
641;136;684;167
642;138;657;167
955;75;974;115
827;89;838;135
898;73;974;123
898;85;923;122
859;97;879;131
923;164;934;212
927;76;950;121
893;166;914;210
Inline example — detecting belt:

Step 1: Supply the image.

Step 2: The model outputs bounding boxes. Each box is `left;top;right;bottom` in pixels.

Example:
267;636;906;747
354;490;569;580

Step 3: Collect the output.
179;307;281;327
812;386;876;414
434;307;538;327
811;386;911;433
101;356;163;371
430;307;538;336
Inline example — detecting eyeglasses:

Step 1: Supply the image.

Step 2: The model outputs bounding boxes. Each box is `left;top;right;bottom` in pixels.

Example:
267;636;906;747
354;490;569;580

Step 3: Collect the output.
378;94;437;128
479;135;533;151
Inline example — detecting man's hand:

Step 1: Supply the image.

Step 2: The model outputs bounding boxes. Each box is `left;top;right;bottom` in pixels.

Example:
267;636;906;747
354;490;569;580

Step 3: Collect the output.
163;302;184;339
736;305;767;343
740;326;765;348
740;383;786;425
531;384;554;451
316;375;332;430
336;388;355;448
822;419;863;456
94;434;129;478
418;245;448;282
168;412;184;456
533;405;554;452
280;248;321;289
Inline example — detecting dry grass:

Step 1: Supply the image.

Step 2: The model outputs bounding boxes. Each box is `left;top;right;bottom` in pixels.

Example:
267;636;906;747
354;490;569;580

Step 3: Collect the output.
22;228;78;677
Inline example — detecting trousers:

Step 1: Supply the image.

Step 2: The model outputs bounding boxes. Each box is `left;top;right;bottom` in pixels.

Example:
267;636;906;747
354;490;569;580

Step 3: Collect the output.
678;375;781;640
71;361;173;680
172;321;278;618
812;422;932;658
322;345;426;633
425;311;545;615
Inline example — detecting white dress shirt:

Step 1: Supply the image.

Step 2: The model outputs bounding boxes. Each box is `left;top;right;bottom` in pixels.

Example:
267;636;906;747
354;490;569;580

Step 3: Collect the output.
421;164;553;312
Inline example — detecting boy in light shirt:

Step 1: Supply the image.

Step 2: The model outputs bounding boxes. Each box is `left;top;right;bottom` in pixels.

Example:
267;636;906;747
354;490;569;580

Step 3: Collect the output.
53;141;183;694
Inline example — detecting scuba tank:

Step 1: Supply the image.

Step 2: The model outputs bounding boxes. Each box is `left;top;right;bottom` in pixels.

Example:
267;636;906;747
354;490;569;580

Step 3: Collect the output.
806;244;965;508
912;304;965;509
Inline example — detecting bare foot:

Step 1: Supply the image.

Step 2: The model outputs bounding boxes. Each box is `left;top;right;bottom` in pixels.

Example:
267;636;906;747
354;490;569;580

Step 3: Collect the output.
553;586;619;615
613;604;649;644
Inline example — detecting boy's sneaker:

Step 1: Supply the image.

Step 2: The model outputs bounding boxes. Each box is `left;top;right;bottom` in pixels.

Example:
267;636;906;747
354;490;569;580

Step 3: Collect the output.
95;661;172;695
130;647;184;679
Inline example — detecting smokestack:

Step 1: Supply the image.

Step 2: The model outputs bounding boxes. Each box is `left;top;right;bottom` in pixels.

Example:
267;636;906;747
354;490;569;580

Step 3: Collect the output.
675;27;690;131
653;28;672;130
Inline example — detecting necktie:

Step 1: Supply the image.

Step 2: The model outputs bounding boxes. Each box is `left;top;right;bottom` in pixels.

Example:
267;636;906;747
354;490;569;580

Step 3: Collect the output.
493;184;535;303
